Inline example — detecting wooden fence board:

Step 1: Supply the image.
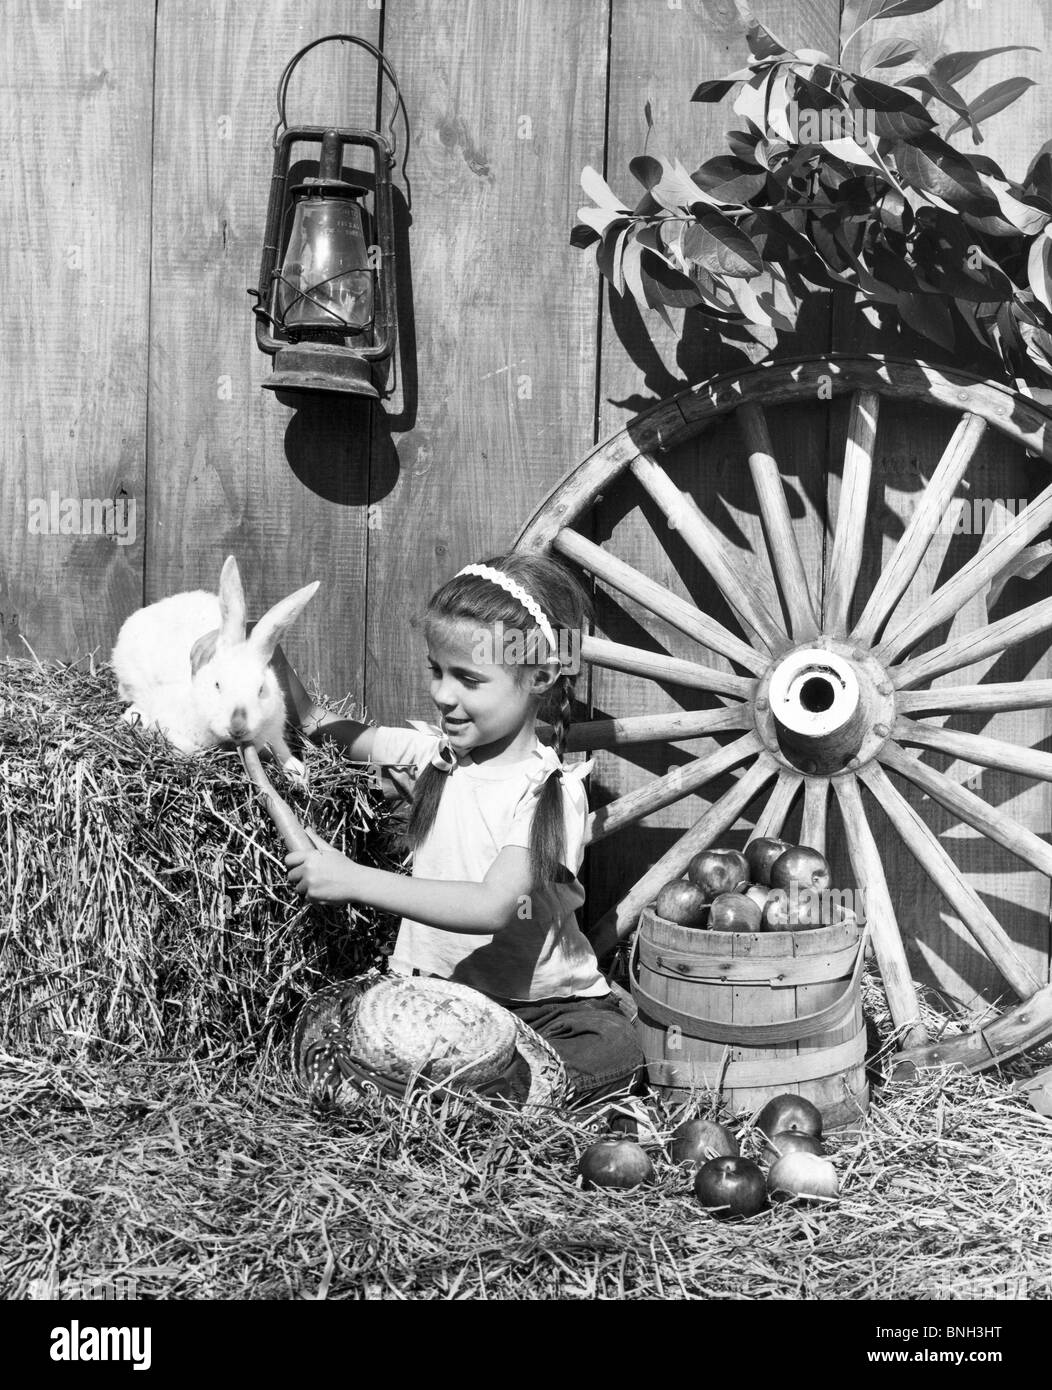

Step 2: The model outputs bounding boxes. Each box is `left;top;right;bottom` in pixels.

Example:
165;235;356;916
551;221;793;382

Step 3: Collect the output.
147;1;382;698
364;0;608;725
0;0;154;661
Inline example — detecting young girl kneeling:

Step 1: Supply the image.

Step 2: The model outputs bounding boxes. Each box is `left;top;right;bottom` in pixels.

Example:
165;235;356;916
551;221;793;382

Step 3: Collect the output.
282;553;644;1107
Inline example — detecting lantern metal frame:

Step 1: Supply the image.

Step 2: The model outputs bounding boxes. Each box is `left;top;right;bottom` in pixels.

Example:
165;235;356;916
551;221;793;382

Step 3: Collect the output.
250;34;402;397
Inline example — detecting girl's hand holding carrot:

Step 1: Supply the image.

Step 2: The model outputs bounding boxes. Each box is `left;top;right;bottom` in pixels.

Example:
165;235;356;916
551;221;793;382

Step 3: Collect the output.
286;830;365;902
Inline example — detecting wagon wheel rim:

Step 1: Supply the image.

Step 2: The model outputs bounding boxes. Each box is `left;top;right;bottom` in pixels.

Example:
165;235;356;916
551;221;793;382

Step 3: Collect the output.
513;354;1052;1076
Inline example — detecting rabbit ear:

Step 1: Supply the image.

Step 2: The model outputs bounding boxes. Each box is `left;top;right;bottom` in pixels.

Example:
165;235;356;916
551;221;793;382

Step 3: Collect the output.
190;628;221;675
218;556;247;643
248;580;320;663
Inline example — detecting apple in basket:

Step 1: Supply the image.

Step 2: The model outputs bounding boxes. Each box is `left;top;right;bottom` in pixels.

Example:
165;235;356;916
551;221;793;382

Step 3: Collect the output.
744;836;791;887
770;845;832;894
578;1138;654;1190
755;1093;824;1142
686;848;750;899
708;891;762;933
654;879;709;928
671;1118;739;1165
694;1156;767;1219
761;886;824;931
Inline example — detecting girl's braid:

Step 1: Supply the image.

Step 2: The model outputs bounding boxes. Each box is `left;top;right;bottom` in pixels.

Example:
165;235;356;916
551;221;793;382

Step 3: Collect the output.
550;671;575;763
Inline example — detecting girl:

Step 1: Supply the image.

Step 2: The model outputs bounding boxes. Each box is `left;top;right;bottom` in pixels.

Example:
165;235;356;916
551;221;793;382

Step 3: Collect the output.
280;553;645;1107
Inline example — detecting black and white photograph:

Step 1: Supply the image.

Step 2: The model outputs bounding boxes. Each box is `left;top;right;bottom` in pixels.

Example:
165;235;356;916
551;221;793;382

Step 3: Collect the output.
1;0;1050;1341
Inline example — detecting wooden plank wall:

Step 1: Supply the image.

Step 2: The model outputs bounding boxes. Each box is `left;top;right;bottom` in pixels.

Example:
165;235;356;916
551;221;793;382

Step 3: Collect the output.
2;0;1050;997
0;0;153;660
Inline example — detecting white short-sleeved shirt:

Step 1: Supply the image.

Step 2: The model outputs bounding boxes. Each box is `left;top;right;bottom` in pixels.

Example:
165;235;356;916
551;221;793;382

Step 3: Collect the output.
369;723;608;1003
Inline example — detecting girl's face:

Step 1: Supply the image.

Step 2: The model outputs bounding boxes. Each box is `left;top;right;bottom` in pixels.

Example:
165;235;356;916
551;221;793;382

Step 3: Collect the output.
426;617;556;763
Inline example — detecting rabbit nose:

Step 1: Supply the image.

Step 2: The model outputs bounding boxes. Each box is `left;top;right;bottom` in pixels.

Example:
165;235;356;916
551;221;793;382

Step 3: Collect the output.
229;707;249;740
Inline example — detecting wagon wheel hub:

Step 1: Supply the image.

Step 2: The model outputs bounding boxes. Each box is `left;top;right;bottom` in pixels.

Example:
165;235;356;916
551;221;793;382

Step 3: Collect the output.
754;639;896;776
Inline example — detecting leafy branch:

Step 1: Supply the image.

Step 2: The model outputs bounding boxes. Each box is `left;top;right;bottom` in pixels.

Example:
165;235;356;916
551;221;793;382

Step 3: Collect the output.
573;0;1052;384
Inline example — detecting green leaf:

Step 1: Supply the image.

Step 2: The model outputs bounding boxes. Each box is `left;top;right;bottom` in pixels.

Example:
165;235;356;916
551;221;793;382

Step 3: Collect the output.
891;133;994;214
692;155;768;202
860;38;919;72
931;47;1040;88
580;166;629;212
575;205;630;238
1025;151;1052;204
735;2;791;61
644;99;654;131
570;223;600;249
682;210;764;278
896;290;956;352
629;155;664;190
727;129;762;162
849;76;936;139
980;177;1050;237
638;250;706;310
945;78;1038;139
692;77;744;103
898;75;981;142
1028;225;1052;314
842;0;943;51
650;157;724;213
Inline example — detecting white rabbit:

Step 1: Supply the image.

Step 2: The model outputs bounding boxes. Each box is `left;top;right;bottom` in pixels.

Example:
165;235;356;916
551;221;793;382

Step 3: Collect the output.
111;556;319;778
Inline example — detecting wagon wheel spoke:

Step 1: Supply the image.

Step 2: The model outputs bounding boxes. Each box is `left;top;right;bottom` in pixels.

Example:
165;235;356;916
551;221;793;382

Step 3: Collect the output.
565;706;752;752
832;773;928;1047
750;769;802;840
877;481;1052;665
894;715;1052;785
586;732;762;844
892;594;1052;691
630;452;789;654
823;390;880;637
851;413;987;646
896;678;1052;716
800;776;830;857
553;527;767;675
588;752;779;961
736;402;820;640
857;762;1041;1000
879;740;1052;877
580;635;754;699
580;635;755;701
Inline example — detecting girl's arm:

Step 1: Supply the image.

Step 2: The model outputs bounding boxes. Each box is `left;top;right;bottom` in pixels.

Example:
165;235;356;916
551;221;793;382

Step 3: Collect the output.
268;641;376;760
286;840;534;935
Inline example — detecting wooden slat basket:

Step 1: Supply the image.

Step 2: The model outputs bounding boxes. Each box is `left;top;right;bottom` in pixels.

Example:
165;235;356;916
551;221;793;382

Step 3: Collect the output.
630;908;870;1131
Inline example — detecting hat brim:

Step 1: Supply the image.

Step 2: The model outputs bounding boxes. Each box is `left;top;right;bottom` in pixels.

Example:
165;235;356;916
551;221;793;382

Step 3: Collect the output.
293;972;568;1113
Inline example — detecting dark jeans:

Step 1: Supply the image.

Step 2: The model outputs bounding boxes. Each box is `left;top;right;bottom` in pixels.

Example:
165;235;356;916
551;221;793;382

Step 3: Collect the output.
502;992;646;1107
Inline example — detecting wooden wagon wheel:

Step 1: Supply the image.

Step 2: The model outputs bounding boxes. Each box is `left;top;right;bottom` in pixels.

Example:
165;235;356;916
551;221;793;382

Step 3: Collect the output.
513;354;1052;1079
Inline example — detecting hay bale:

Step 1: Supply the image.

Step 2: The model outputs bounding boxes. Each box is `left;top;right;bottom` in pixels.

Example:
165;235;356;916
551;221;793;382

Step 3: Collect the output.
0;656;404;1066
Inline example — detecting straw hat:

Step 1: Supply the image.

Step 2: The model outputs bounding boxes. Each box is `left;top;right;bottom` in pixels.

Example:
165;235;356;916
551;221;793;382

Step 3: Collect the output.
292;972;568;1111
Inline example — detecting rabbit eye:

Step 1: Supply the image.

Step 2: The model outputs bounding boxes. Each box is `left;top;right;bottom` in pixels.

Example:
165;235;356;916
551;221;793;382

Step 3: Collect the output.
259;683;265;698
214;680;221;691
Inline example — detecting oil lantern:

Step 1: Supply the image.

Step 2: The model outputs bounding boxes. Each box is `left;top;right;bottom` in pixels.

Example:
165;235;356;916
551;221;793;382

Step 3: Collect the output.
249;34;402;397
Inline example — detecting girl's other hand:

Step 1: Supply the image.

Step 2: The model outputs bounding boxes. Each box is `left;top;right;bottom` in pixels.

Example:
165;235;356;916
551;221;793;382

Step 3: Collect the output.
285;828;361;902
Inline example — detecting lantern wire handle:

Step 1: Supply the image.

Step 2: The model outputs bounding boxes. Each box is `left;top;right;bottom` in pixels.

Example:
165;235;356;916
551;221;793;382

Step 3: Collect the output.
273;33;405;172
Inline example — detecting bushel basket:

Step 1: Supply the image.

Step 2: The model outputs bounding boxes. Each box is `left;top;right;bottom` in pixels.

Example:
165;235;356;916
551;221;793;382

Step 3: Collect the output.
630;908;870;1130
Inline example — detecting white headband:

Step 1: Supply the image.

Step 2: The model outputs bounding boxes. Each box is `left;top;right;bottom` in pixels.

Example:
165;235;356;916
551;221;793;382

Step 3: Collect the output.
456;564;559;659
